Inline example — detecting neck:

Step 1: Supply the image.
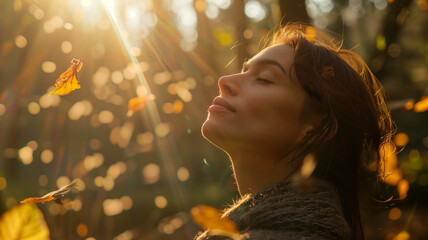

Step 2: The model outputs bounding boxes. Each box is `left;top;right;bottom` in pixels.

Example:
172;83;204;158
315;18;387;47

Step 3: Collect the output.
226;146;300;195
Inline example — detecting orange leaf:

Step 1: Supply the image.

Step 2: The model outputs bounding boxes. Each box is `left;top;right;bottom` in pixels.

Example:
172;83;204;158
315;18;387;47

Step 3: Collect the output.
127;94;155;117
414;97;428;112
20;181;78;204
19;196;56;204
191;205;238;234
49;58;83;96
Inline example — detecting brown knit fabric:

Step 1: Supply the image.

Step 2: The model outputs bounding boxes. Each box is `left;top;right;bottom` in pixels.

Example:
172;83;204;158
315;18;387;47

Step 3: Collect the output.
195;179;351;240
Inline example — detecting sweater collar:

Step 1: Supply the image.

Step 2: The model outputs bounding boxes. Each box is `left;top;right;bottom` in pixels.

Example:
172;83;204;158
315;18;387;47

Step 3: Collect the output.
222;178;352;239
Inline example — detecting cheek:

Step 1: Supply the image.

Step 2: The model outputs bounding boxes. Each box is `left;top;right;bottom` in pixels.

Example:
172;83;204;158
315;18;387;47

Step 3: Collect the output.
251;96;305;139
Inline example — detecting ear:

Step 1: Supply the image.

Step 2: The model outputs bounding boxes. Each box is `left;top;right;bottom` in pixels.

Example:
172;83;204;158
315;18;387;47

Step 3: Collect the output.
297;114;336;143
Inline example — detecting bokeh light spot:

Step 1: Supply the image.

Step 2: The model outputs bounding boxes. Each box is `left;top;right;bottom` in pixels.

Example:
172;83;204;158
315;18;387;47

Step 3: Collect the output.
98;110;114;124
137;132;154;145
154;195;168;209
388;207;401;220
15;35;27;48
142;163;160;184
111;71;124;84
244;29;253;39
39;175;48;186
121;195;133;210
18;146;33;165
27;102;40;115
94;176;104;187
72;198;82;211
103;199;123;216
394;133;409;147
154;71;172;85
0;177;6;190
56;176;71;188
103;176;115;191
177;167;190;182
245;0;266;22
162;103;174;114
43;21;55;33
155;123;170;137
93;66;110;86
61;41;73;54
34;8;44;20
205;5;219;19
77;223;88;237
41;149;54;164
51;16;64;29
42;61;56;73
0;103;6;116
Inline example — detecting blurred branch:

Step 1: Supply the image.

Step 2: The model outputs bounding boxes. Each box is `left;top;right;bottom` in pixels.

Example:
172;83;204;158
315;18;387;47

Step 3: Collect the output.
231;0;248;67
369;0;413;75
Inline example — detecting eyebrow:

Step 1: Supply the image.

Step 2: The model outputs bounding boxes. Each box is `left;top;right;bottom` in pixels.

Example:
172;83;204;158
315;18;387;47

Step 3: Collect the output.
242;58;288;77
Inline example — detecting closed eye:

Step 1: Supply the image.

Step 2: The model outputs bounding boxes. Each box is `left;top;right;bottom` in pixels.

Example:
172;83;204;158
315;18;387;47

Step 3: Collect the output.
256;78;273;84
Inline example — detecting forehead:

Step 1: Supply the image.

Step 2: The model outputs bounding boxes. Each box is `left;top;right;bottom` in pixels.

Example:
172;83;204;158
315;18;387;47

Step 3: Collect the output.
248;44;294;69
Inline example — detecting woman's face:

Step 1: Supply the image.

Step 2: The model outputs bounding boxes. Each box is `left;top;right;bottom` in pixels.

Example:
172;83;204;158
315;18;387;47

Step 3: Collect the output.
202;44;314;159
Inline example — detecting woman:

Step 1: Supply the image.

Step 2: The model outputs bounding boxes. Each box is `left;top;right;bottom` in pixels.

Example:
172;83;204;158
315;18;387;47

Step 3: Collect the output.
196;23;394;240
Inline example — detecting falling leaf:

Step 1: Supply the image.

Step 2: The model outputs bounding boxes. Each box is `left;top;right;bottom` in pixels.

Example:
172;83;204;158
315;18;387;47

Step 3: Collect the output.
127;94;155;117
305;26;316;42
413;97;428;112
291;154;316;191
49;58;83;96
0;204;50;240
20;181;78;204
300;154;316;177
191;205;238;234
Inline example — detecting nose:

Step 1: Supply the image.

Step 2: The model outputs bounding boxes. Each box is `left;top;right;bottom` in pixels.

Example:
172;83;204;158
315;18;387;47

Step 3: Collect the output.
218;73;241;96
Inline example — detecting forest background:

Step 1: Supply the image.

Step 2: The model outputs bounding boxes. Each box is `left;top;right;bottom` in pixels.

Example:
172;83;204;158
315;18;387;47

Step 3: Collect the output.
0;0;427;239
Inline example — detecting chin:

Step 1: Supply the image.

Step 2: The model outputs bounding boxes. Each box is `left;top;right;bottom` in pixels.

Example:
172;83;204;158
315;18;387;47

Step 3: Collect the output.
201;118;227;150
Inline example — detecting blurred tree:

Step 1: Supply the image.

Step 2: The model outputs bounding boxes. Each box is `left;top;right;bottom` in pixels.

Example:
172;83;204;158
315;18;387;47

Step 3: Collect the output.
278;0;310;24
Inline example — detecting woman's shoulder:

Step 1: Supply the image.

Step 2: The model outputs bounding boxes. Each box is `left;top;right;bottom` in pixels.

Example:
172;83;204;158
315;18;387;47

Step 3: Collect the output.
214;178;352;240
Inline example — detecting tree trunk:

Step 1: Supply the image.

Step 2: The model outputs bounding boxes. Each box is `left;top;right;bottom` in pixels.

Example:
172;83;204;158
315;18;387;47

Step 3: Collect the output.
277;0;310;25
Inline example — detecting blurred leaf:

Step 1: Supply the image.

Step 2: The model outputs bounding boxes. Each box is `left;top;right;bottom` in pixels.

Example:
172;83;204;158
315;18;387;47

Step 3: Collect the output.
376;35;386;51
127;94;155;117
0;204;50;240
191;205;238;234
20;181;78;204
49;58;83;96
291;154;316;191
413;97;428;112
392;230;410;240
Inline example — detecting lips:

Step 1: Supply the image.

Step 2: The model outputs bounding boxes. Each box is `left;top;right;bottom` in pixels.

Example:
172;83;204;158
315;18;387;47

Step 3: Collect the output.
210;97;236;112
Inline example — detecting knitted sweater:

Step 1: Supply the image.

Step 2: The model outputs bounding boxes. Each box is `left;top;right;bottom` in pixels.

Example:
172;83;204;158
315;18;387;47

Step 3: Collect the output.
195;179;351;240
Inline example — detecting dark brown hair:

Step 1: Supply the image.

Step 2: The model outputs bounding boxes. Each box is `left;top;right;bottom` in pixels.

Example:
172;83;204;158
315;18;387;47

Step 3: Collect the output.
269;23;394;239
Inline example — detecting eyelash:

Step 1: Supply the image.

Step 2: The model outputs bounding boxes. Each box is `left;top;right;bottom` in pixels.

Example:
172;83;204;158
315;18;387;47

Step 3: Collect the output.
256;78;272;84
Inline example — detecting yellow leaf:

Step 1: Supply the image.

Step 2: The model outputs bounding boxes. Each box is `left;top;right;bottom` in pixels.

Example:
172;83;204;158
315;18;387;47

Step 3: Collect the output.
127;94;155;117
49;58;83;96
305;26;316;42
191;205;238;234
0;204;50;240
20;196;56;204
